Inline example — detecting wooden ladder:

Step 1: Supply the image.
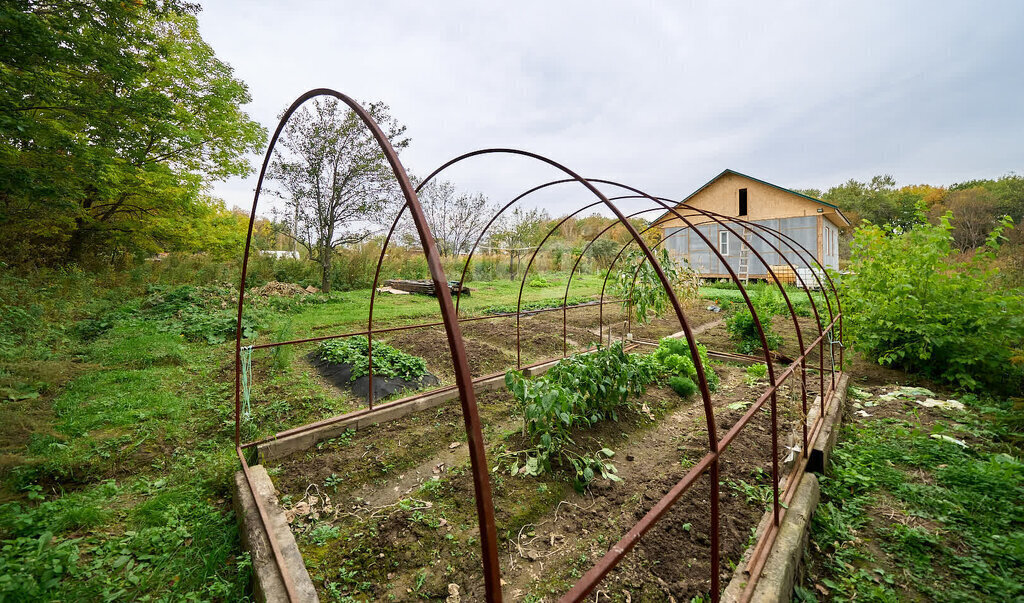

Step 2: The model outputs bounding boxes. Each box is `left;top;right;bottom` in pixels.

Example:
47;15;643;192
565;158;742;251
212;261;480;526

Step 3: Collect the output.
738;228;752;283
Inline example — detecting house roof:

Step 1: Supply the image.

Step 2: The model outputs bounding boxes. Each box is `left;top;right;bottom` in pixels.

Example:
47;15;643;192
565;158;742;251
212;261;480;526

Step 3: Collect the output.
654;169;851;227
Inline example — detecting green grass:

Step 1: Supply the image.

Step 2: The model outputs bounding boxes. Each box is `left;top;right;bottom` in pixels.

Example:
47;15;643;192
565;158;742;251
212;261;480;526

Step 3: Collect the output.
274;272;608;338
798;393;1023;602
700;283;827;316
0;265;612;601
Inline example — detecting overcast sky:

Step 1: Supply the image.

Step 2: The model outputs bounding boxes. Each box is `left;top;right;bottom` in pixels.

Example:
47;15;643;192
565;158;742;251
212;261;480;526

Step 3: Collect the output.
197;1;1024;217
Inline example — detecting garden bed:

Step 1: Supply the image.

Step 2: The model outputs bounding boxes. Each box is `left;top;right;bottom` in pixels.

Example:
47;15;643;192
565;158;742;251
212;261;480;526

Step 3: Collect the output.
263;347;807;601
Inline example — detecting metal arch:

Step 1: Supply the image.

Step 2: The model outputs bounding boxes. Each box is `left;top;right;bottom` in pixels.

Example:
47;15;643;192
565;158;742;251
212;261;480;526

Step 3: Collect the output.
416;150;718;440
556;188;785;602
232;106;848;602
234;89;502;601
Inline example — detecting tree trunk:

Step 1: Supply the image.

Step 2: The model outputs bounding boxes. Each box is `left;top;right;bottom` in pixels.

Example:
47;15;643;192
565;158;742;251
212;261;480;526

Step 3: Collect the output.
320;249;332;294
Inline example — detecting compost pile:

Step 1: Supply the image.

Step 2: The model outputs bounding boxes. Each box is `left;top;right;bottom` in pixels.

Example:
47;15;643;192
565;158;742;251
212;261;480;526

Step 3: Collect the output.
249;281;313;297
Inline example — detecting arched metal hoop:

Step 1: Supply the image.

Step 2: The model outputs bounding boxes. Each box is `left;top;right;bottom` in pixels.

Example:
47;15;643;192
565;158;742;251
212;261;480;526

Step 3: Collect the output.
233;90;501;601
232;103;845;602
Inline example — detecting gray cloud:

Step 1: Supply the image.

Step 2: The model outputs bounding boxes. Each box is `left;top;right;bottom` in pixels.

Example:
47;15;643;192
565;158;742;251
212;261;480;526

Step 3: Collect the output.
198;0;1024;216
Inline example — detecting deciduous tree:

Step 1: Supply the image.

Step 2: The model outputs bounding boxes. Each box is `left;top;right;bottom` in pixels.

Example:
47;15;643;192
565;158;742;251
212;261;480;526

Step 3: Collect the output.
266;98;409;292
0;1;266;263
415;179;493;257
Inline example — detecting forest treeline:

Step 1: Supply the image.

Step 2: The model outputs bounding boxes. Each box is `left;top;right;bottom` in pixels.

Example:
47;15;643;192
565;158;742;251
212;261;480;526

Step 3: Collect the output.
2;1;1022;289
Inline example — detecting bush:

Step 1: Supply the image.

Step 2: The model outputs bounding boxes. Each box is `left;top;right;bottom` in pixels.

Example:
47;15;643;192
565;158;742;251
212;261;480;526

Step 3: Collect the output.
668;375;698;397
844;213;1024;391
725;290;784;355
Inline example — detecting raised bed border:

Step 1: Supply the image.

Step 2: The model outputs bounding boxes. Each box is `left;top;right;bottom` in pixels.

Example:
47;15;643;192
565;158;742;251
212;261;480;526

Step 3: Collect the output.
722;372;849;602
234;332;839;602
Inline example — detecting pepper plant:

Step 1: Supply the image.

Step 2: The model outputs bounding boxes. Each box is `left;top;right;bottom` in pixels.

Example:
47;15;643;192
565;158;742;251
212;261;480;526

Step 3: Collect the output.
503;343;659;491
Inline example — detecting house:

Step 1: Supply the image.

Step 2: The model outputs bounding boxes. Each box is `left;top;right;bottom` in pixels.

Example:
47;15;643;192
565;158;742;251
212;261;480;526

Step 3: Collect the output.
652;169;850;282
259;250;301;260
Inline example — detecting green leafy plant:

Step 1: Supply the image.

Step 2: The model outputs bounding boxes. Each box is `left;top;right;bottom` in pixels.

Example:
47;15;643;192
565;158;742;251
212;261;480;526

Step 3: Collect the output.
317;336;428;382
270;321;294;372
305;524;341;546
844;212;1024;390
503;343;659;491
725;290;784;356
668;376;697;397
744;363;768;385
613;248;699;325
652;336;719;393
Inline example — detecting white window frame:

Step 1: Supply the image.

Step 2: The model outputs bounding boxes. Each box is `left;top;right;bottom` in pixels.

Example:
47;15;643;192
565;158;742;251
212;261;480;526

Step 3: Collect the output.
718;230;729;255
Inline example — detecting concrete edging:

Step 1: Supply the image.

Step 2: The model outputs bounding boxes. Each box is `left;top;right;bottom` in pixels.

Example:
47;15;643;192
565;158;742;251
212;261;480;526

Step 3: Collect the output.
233;464;319;602
721;373;849;602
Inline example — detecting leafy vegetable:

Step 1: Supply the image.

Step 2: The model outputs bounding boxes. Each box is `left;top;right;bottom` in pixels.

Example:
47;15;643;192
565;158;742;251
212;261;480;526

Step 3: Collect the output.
318;336;428;382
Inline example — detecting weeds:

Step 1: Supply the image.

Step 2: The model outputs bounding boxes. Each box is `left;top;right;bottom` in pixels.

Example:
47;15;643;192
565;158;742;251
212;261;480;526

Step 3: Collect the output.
803;396;1023;600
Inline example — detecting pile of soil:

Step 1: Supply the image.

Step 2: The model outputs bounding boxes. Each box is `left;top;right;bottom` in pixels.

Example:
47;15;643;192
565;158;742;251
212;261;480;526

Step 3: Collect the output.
249;281;313;297
308;351;439;402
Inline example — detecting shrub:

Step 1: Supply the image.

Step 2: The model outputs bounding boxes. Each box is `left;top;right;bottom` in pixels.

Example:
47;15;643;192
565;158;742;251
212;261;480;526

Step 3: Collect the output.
725;290;784;356
844;213;1024;391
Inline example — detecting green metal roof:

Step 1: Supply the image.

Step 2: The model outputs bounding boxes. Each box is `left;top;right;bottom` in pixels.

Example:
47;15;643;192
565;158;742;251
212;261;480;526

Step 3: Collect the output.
654;169;851;226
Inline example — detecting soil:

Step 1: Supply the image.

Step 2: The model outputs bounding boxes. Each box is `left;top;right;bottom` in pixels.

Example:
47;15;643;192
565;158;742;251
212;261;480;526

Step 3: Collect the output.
266;352;809;602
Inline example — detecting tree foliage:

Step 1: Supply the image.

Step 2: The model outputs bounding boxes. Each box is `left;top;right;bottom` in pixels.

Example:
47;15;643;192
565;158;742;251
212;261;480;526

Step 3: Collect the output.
822;175;924;232
412;178;492;256
613;248;698;325
843;213;1023;391
0;1;266;263
266;97;409;292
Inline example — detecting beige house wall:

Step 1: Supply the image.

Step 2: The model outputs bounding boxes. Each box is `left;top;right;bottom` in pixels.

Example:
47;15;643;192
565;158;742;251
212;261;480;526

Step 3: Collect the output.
655;172;847;229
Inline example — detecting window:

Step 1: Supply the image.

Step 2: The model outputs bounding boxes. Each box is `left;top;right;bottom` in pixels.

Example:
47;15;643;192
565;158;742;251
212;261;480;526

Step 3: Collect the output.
719;230;729;255
739;188;748;216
